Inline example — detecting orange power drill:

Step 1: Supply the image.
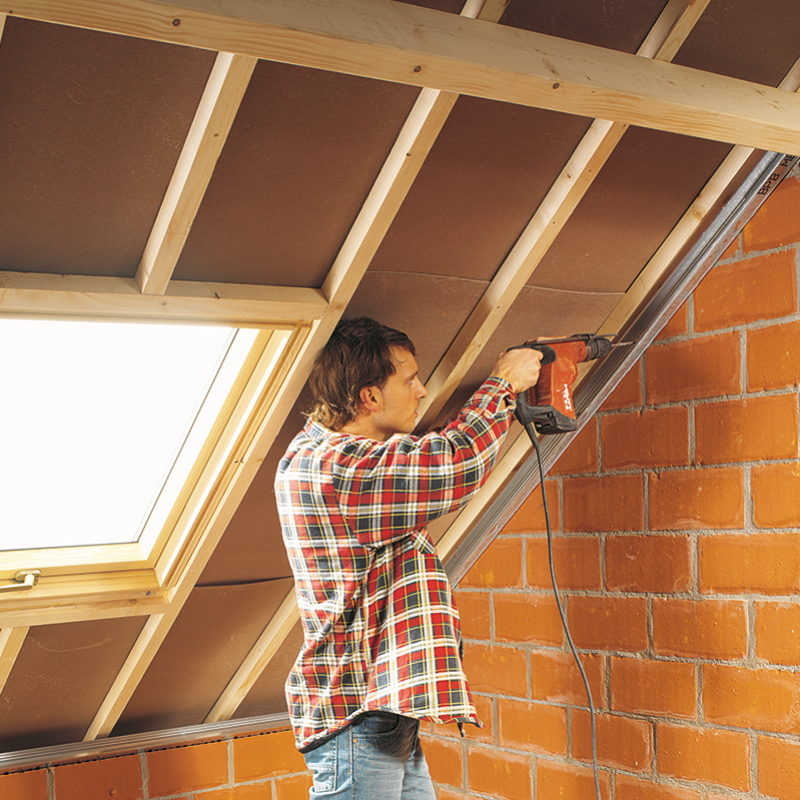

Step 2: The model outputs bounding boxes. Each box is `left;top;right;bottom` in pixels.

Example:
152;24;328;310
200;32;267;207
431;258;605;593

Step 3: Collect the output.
512;335;617;435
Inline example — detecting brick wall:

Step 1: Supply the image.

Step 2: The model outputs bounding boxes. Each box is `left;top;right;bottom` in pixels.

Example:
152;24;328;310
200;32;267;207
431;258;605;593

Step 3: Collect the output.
0;729;311;800
422;172;800;800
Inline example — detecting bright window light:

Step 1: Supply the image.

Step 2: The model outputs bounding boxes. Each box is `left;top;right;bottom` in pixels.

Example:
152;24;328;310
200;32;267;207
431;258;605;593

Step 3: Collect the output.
0;318;239;551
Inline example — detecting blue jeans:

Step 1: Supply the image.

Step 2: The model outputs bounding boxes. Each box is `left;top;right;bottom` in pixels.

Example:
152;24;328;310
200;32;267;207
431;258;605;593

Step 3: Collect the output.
303;712;436;799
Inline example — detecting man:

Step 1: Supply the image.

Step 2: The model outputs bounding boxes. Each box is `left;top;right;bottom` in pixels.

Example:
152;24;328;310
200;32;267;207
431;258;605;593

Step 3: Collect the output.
275;316;542;799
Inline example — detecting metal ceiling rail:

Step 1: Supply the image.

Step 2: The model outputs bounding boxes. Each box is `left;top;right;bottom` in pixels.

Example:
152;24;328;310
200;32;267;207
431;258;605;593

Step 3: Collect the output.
0;712;292;774
444;149;799;585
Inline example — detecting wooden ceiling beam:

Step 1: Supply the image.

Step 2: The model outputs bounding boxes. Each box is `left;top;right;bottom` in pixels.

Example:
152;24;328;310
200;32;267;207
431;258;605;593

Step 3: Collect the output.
417;0;710;430
0;272;326;326
11;0;800;153
135;52;257;295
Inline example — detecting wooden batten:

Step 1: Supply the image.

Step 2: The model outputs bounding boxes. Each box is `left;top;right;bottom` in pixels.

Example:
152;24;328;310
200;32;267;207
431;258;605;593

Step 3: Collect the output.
0;627;29;695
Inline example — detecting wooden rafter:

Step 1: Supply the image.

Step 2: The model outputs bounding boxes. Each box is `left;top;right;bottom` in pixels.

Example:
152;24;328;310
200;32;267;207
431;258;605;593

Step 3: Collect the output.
0;628;28;694
435;55;800;569
11;0;800;152
0;272;326;326
196;0;511;726
417;0;710;430
135;52;257;295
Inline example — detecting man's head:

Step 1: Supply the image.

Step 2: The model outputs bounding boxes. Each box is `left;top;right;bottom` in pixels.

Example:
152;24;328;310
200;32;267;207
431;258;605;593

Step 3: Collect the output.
308;317;426;437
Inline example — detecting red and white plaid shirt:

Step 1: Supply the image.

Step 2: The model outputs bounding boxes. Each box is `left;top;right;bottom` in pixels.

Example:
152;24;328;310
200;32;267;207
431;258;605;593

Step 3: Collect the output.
275;377;515;751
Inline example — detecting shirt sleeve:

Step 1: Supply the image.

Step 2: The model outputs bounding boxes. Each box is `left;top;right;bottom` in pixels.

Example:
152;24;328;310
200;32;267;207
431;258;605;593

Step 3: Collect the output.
329;377;515;548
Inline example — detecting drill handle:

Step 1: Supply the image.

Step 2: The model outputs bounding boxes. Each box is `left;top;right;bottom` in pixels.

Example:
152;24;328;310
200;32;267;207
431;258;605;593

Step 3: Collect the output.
508;344;556;429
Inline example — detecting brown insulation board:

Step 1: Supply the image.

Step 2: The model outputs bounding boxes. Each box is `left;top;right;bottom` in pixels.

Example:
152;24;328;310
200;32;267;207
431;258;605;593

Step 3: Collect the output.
367;98;592;282
173;61;420;288
112;580;294;736
674;0;800;86
231;620;304;721
0;18;214;277
500;0;670;53
529;127;732;293
0;616;147;751
394;0;463;11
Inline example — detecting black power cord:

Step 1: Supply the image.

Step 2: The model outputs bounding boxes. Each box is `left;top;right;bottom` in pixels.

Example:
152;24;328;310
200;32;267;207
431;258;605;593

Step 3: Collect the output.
523;419;602;800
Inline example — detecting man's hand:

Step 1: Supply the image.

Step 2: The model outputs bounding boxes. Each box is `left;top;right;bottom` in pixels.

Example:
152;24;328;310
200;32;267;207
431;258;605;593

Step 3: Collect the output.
490;346;544;394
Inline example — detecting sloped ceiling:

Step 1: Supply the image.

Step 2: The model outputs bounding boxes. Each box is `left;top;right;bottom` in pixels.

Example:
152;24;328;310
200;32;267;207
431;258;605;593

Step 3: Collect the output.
1;0;799;756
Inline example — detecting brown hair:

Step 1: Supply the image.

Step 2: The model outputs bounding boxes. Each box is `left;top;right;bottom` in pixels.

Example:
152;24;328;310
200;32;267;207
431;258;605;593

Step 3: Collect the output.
308;317;415;430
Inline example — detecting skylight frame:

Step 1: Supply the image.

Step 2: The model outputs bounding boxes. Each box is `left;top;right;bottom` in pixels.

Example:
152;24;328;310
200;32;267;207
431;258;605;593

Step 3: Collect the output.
0;312;305;626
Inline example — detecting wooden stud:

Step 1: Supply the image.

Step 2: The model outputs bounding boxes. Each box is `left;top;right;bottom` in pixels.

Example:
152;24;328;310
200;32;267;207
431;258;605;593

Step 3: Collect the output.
417;0;710;429
11;0;800;152
135;52;257;295
0;628;29;694
0;272;326;326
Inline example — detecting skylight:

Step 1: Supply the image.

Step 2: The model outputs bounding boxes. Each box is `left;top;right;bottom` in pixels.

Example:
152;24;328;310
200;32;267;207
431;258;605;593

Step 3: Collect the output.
0;318;245;551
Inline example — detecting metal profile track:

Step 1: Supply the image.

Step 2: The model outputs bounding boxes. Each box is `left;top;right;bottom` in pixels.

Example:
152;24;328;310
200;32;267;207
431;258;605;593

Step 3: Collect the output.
445;150;799;585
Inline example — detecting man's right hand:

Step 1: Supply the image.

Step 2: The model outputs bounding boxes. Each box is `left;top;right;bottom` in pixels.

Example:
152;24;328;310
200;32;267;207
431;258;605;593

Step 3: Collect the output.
490;346;544;395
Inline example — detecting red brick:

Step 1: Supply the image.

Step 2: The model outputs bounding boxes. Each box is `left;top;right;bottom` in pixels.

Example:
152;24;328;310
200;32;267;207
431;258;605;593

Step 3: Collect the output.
526;536;601;591
602;362;641;411
758;734;800;800
602;408;689;470
696;395;798;465
657;724;750;791
646;333;740;404
753;463;800;528
453;590;491;641
0;770;49;800
704;664;800;735
536;760;611;800
605;535;691;593
695;249;797;332
743;174;800;251
54;756;142;800
530;651;605;709
756;601;800;666
234;731;306;781
719;235;739;260
274;773;312;799
503;482;560;534
656;301;689;340
572;709;651;772
460;537;523;588
467;746;532;800
568;596;648;653
614;774;701;800
432;695;493;744
699;533;800;595
747;320;800;391
494;592;564;646
498;698;567;755
463;642;528;697
563;474;644;533
610;657;696;720
548;419;599;475
147;741;229;797
648;468;744;531
652;598;747;660
423;736;463;789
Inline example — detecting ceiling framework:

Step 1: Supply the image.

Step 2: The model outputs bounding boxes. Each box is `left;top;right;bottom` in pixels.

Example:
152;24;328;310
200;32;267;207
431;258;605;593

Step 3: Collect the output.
1;0;800;755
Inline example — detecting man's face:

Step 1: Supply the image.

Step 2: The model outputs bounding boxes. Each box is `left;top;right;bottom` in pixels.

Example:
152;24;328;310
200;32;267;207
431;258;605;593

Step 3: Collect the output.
371;347;428;440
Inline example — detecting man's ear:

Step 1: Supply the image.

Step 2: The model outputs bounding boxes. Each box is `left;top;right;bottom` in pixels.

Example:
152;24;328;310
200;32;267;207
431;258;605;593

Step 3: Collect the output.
357;385;382;413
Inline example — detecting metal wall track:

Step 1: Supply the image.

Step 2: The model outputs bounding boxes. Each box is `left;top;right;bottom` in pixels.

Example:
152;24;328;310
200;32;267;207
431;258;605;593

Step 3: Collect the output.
445;150;799;585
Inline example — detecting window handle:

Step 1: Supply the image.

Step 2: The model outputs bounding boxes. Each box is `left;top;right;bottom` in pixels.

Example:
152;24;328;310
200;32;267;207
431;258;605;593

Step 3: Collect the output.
0;571;41;594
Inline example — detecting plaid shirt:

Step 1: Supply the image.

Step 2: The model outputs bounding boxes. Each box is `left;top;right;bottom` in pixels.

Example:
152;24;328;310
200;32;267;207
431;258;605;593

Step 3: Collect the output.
275;377;515;751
